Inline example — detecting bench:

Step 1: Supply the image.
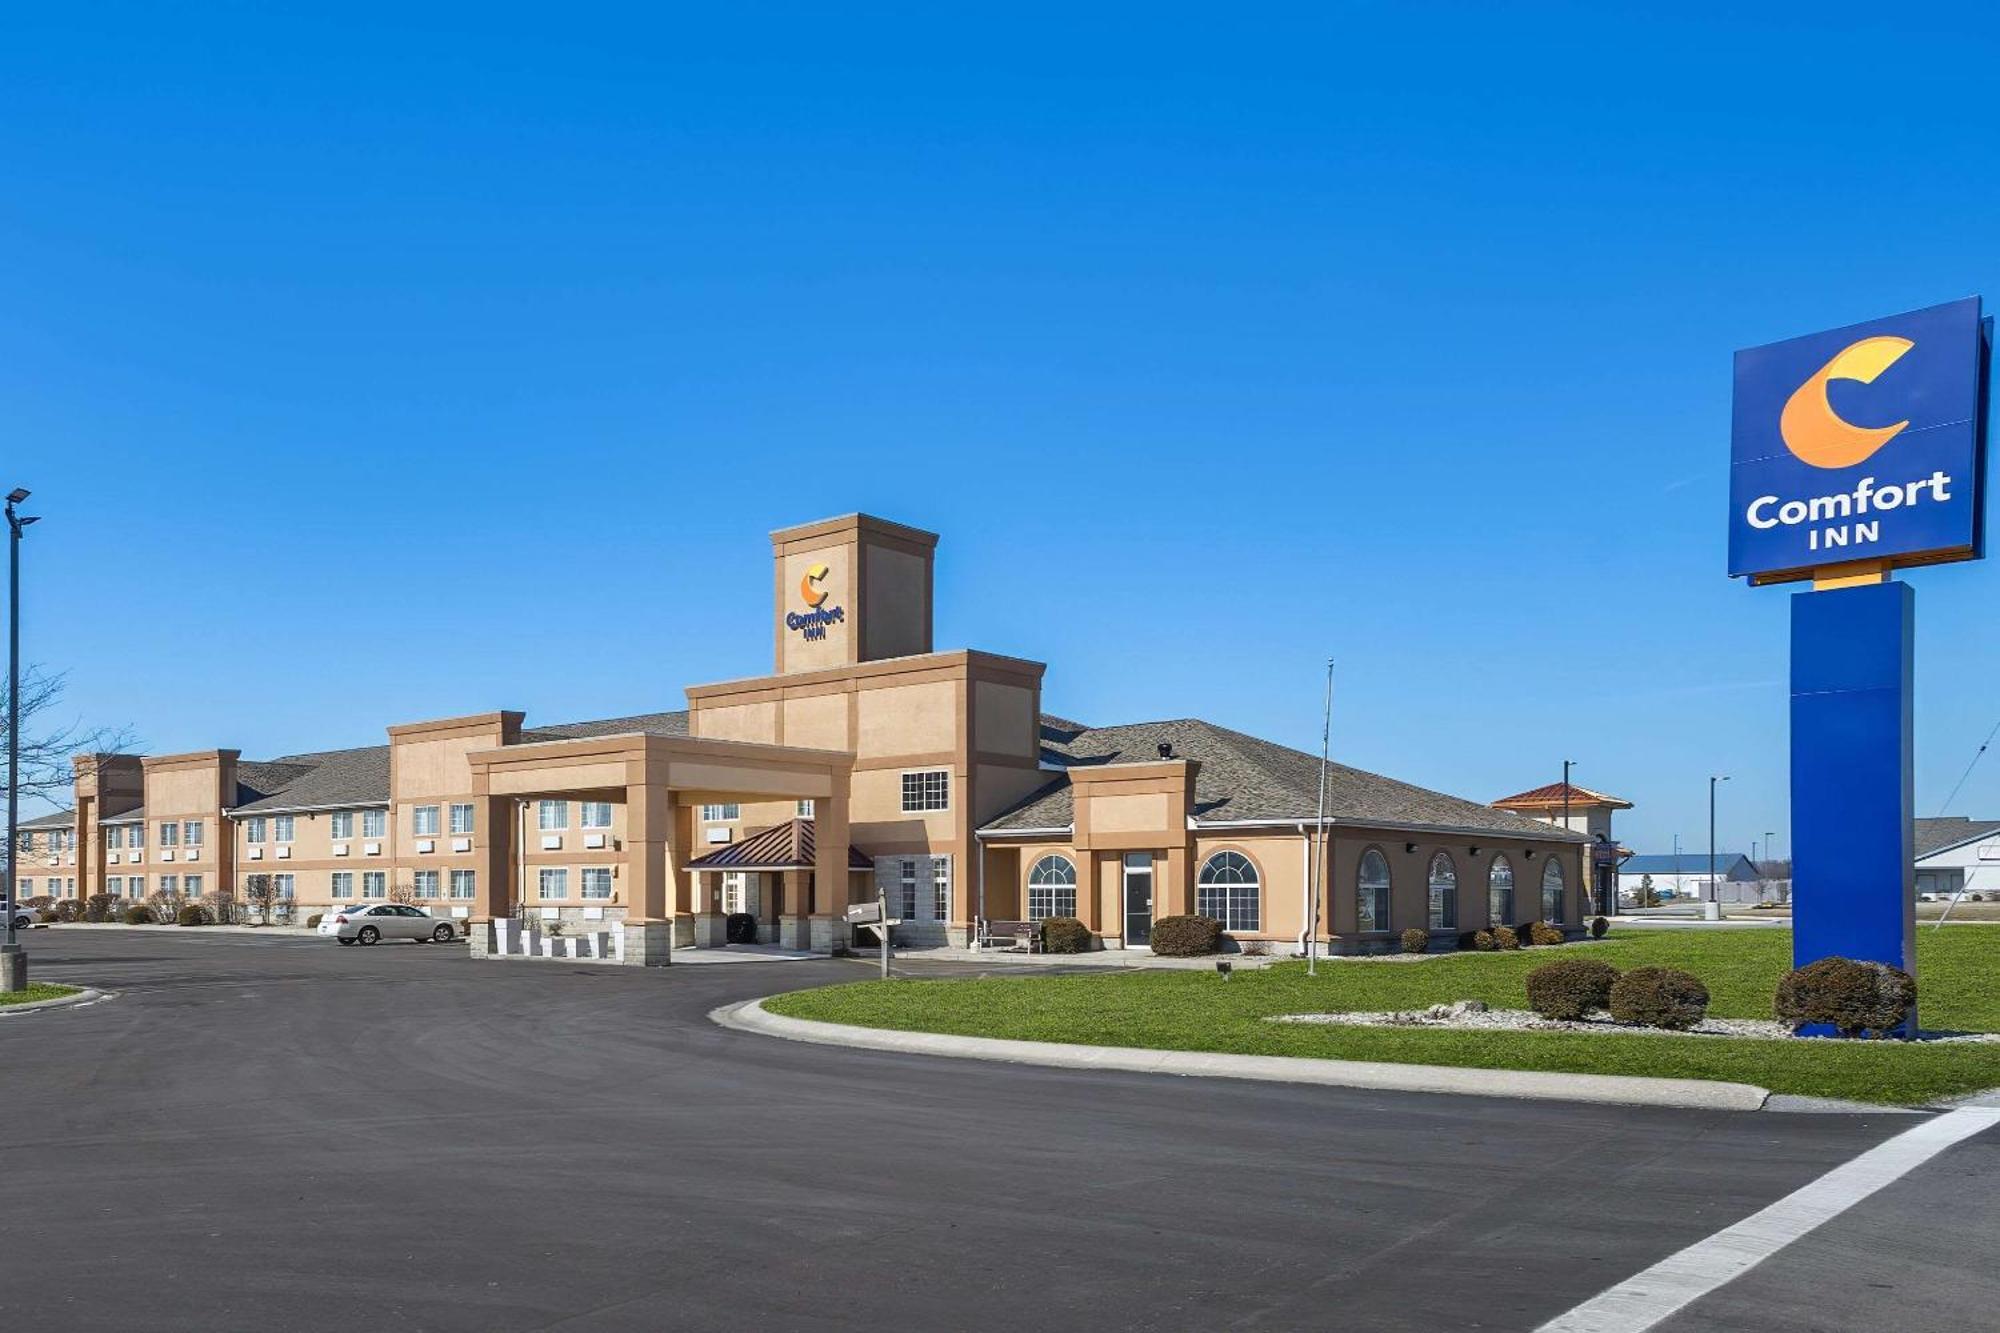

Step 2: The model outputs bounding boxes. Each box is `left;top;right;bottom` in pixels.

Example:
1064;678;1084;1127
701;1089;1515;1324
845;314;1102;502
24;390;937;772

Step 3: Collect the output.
979;919;1039;953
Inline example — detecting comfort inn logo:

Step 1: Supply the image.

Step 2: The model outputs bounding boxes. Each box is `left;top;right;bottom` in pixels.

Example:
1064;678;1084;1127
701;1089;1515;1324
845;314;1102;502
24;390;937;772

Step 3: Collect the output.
787;563;845;640
1729;297;1987;583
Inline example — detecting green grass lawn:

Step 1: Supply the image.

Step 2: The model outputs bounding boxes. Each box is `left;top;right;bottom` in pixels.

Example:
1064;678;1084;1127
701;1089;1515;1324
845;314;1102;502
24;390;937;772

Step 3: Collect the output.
0;983;78;1008
766;928;2000;1105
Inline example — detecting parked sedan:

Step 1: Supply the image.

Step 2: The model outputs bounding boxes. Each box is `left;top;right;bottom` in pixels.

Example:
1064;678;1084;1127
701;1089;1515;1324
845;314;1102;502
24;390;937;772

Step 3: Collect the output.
322;904;458;945
6;905;37;932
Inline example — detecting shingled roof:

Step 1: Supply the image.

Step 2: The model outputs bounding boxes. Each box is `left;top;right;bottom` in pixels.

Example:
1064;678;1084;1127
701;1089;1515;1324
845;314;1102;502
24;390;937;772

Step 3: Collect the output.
1915;817;2000;859
519;711;690;743
19;808;77;830
987;717;1588;841
683;818;872;872
1493;781;1632;811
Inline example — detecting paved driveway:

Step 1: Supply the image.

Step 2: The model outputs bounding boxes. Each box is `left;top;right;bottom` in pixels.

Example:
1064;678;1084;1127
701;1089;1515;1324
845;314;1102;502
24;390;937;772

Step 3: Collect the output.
2;930;1991;1331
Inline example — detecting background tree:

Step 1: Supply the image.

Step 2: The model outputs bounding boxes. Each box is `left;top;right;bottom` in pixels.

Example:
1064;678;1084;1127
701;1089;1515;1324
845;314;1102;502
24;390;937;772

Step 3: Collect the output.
388;878;420;906
2;667;138;806
243;874;284;925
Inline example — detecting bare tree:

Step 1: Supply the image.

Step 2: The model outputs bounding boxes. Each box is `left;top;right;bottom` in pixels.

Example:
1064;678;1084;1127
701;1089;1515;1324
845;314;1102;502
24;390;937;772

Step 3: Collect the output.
388;878;420;906
2;667;139;806
243;874;283;925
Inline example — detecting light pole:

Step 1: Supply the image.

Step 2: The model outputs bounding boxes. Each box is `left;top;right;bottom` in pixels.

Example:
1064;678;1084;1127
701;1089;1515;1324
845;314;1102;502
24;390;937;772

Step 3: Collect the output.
3;487;39;992
1708;774;1730;916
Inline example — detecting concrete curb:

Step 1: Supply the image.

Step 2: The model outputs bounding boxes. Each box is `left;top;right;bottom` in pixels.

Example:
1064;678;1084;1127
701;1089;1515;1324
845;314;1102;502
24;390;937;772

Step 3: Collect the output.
0;988;109;1017
31;923;320;936
711;998;1773;1111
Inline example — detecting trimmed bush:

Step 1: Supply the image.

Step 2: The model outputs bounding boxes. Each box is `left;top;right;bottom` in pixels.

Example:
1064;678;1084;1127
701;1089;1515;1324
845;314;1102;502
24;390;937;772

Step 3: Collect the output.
1530;922;1567;947
1399;927;1429;954
1149;914;1222;957
1526;958;1620;1021
175;903;212;928
36;908;60;924
54;898;84;923
1470;929;1498;952
1513;920;1539;946
1590;916;1610;939
121;905;153;925
305;914;323;929
1775;957;1915;1037
724;911;759;945
1038;915;1093;954
1609;966;1710;1030
85;893;120;923
1490;925;1521;951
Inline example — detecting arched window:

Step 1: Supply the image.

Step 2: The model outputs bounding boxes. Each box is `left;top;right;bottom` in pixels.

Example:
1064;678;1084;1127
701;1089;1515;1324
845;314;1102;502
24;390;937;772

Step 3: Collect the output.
1488;856;1515;926
1357;848;1391;932
1541;858;1565;924
1427;852;1457;930
1027;854;1077;921
1197;851;1260;932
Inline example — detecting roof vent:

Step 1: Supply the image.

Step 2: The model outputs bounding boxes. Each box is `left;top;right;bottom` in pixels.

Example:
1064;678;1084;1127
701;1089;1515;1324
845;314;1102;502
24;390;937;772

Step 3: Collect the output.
1157;741;1174;760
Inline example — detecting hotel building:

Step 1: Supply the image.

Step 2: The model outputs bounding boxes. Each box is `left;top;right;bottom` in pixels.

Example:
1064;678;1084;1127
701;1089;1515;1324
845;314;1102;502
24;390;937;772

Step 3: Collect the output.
13;514;1586;959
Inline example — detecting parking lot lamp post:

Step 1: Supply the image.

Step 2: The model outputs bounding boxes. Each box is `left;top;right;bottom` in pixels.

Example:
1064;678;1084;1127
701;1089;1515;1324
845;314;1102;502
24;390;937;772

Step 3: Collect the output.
3;487;38;990
1708;775;1730;911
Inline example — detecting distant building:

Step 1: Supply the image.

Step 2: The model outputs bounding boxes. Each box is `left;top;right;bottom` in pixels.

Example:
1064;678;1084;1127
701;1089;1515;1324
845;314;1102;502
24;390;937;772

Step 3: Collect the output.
1617;852;1762;905
1913;817;2000;900
1492;782;1632;914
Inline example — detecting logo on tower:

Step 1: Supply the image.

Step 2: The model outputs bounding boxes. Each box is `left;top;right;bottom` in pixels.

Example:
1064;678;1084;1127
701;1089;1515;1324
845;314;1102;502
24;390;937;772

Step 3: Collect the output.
1729;297;1989;584
786;562;845;640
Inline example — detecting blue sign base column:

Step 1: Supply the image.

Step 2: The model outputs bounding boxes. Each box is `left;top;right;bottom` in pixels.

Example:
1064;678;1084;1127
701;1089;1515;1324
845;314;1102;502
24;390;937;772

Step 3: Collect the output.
1790;580;1917;1037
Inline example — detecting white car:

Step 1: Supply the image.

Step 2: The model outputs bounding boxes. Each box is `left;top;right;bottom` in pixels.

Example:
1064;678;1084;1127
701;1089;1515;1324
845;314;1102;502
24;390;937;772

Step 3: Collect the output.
320;904;458;946
6;905;36;932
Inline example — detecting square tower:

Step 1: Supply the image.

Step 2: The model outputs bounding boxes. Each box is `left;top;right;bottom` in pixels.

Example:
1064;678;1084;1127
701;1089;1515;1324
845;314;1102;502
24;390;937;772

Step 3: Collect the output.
770;514;938;674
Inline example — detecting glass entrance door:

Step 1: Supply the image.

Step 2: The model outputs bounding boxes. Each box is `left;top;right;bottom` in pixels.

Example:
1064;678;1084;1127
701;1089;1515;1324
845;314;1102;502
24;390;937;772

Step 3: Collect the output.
1122;853;1154;946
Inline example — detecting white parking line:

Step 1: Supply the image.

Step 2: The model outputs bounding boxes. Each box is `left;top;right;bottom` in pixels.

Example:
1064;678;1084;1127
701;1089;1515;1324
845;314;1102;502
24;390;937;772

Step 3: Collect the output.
1538;1106;2000;1333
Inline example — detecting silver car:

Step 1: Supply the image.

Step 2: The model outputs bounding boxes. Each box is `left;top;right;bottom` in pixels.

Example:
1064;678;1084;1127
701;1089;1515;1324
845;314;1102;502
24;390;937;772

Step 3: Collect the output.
323;904;457;946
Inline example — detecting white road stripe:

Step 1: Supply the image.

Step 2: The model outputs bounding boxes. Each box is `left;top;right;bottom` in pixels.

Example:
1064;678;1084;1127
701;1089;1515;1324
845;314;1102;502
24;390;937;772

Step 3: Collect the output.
1539;1106;2000;1333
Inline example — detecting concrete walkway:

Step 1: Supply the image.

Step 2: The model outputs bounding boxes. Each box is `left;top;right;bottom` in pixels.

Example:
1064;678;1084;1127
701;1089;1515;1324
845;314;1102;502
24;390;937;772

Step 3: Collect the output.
713;997;1773;1111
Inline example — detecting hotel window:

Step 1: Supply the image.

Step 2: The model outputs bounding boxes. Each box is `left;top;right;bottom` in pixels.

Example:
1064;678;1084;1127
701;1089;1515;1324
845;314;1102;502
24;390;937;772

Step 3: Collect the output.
363;871;386;899
159;874;178;897
796;799;814;818
932;857;951;921
449;803;475;835
127;875;144;896
1026;854;1076;922
413;805;440;837
450;869;477;900
1357;848;1392;932
274;815;295;843
898;859;919;921
245;817;267;844
721;872;751;914
159;821;178;848
700;804;739;823
106;826;123;850
107;876;124;897
362;809;386;839
412;870;440;899
274;874;294;900
1541;859;1566;924
184;874;203;898
129;824;144;849
330;811;354;839
45;877;61;896
900;770;949;813
539;868;569;900
1197;851;1261;933
579;802;612;830
1427;852;1458;930
331;871;354;900
1488;856;1515;925
538;800;569;831
183;820;204;848
581;867;612;900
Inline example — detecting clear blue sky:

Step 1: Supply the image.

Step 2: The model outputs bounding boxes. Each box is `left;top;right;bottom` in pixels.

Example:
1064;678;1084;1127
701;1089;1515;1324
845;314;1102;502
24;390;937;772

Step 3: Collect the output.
6;3;1999;855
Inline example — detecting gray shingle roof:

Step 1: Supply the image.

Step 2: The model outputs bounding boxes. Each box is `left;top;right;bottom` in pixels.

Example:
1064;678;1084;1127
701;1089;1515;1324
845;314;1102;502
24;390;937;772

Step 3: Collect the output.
229;746;392;814
1915;817;2000;858
988;717;1587;841
521;711;690;743
19;808;77;830
1619;853;1759;878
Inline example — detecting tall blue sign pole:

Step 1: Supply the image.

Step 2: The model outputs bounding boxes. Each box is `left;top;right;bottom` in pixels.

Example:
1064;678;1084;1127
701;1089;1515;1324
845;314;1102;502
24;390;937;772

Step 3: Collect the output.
1730;297;1991;1037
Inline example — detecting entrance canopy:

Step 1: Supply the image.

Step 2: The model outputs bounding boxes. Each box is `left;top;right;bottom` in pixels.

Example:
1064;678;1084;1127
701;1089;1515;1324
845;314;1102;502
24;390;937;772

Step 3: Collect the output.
685;817;871;874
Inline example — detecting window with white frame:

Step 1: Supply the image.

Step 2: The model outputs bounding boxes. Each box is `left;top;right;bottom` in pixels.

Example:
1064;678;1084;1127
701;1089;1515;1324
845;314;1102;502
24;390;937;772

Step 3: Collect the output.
1026;854;1077;921
330;811;354;839
539;867;569;899
182;820;202;848
581;866;612;900
272;815;293;843
932;857;951;921
245;817;267;844
796;799;814;817
361;809;386;839
900;770;949;813
449;869;476;900
107;876;124;897
1488;856;1515;925
580;802;612;830
1197;851;1262;932
412;806;440;837
184;874;202;897
538;800;569;831
159;874;178;897
363;871;386;898
274;874;294;900
1427;852;1457;931
158;822;177;848
412;870;440;898
721;871;751;914
331;871;354;900
45;877;60;896
129;824;144;849
898;859;919;921
699;803;739;823
1541;859;1565;923
448;803;475;835
106;825;123;850
127;875;144;896
1357;848;1392;932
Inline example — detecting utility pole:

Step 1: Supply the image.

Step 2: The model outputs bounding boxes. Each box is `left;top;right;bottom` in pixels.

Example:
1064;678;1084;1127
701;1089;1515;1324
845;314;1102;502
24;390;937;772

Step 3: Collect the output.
3;487;38;992
1308;659;1333;978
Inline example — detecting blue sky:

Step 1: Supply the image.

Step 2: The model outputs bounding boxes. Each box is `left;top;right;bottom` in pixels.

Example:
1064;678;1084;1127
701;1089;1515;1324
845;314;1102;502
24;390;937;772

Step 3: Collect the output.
5;2;1999;855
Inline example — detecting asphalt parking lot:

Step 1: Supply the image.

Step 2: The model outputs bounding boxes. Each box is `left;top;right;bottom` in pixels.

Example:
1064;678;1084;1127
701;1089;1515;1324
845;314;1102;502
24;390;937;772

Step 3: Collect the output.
3;930;1994;1332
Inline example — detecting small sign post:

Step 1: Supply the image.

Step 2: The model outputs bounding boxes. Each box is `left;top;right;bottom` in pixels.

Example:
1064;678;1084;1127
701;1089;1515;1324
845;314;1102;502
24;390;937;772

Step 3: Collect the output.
846;896;893;979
